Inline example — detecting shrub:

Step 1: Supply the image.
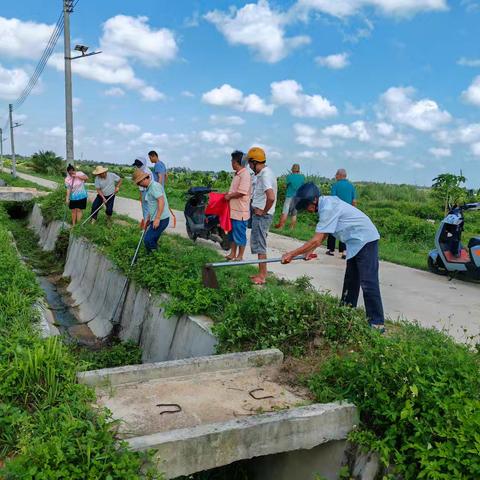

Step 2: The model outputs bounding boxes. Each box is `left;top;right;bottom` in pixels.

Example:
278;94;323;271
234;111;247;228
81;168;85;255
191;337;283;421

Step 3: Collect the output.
72;215;373;355
30;150;65;176
0;209;161;479
309;323;480;479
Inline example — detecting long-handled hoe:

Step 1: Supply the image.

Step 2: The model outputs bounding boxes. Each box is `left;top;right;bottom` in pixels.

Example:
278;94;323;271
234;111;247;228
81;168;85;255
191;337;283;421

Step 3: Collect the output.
80;194;115;226
110;226;148;326
202;255;310;289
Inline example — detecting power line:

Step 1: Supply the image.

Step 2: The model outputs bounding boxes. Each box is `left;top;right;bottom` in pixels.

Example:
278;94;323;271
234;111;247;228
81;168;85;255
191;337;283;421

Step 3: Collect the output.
12;11;65;110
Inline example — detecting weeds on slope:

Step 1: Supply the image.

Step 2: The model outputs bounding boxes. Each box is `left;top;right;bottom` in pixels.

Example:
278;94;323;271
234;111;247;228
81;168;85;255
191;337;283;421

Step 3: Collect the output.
0;208;161;479
309;323;480;479
70;213;372;356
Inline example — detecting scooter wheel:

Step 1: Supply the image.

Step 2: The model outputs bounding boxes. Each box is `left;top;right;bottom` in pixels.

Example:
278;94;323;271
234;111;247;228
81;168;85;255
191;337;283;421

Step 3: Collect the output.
428;255;446;275
186;223;197;242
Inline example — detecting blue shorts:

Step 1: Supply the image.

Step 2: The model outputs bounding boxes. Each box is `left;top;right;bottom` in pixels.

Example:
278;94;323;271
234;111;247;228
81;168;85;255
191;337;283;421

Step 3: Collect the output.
229;219;248;247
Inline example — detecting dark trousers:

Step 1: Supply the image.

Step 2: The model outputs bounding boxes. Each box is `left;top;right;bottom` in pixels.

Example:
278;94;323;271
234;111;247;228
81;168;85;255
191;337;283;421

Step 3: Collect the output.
341;240;384;326
327;234;346;253
144;217;169;253
91;194;115;219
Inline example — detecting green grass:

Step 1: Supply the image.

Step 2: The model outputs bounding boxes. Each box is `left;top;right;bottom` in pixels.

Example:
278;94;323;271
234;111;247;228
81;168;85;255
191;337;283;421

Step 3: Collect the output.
309;322;480;479
0;172;50;191
0;206;161;479
13;164;480;272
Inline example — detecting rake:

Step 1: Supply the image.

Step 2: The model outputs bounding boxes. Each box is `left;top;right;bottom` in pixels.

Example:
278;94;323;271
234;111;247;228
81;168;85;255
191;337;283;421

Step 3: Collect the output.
202;255;310;289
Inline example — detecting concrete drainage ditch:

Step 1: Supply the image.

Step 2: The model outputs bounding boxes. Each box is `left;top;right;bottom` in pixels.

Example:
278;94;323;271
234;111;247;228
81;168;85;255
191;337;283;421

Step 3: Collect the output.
25;203;366;480
79;349;358;480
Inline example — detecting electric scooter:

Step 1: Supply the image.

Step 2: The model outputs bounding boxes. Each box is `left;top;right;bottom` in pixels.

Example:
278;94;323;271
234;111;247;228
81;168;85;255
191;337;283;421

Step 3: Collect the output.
428;202;480;280
184;186;231;250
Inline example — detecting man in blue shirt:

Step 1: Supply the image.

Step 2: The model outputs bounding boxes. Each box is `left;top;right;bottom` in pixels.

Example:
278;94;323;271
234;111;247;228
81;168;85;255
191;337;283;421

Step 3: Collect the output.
282;182;384;330
326;168;357;259
148;150;167;186
132;169;170;253
275;163;305;230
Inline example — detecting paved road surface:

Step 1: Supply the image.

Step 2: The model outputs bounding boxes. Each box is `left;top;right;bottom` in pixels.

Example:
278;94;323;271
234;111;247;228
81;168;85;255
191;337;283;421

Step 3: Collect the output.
9;170;480;342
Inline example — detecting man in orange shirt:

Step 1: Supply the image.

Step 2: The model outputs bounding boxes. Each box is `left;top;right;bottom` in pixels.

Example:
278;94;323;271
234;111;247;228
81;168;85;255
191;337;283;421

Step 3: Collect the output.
224;150;252;261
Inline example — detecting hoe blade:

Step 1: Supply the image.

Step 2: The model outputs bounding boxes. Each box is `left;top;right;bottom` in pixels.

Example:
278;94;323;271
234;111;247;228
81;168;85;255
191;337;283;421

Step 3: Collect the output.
202;265;219;289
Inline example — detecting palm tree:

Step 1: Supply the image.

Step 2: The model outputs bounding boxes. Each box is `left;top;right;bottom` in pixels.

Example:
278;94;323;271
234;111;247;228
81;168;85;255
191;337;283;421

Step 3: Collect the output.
30;150;65;175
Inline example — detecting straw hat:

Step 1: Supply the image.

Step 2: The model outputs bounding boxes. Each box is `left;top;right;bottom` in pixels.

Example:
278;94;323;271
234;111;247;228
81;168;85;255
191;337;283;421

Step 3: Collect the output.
92;166;108;175
132;169;150;184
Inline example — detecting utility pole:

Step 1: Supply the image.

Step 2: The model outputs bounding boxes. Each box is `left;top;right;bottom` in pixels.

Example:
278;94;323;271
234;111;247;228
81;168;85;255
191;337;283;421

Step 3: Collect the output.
9;104;16;178
64;0;74;164
0;127;4;172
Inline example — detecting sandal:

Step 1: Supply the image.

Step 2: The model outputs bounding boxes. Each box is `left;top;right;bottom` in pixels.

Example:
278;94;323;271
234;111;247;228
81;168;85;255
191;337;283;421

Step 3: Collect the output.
251;276;266;285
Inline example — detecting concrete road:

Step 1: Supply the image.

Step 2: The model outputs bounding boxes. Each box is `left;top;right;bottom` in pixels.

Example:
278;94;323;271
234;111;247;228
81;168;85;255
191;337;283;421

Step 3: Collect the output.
11;170;480;342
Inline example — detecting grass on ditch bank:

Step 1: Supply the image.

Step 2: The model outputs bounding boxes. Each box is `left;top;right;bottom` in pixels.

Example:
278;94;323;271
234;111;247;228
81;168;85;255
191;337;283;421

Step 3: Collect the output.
0;207;161;479
309;323;480;479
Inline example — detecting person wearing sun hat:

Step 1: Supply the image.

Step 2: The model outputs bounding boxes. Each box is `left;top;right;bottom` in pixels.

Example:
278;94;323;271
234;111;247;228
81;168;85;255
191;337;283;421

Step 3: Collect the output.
132;157;153;224
90;165;122;223
132;169;170;253
247;146;278;285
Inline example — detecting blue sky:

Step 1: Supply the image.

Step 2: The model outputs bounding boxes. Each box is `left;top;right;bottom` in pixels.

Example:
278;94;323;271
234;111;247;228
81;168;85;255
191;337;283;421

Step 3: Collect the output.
1;0;480;186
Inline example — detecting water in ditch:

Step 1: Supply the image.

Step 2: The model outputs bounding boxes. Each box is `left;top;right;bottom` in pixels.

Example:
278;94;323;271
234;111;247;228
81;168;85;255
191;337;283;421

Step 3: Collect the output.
37;275;78;331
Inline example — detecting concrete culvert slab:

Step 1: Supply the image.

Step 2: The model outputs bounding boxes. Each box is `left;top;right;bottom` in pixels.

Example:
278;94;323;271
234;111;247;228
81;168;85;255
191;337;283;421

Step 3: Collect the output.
78;350;358;479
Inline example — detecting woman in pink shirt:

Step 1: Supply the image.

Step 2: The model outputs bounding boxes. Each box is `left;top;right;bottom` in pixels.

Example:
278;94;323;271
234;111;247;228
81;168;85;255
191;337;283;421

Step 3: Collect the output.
64;164;88;225
224;151;252;261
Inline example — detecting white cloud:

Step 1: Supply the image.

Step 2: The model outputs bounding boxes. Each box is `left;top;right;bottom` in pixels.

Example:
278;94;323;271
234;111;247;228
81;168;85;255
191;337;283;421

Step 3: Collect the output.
345;102;365;116
49;15;171;102
462;76;480;106
294;123;333;148
457;57;480;67
297;0;448;18
0;63;29;100
410;161;425;169
205;0;310;63
130;132;189;147
471;142;480;156
200;128;241;146
0;16;53;60
139;85;165;102
209;115;245;126
104;87;125;97
181;90;195;98
322;121;370;141
202;84;275;115
45;126;66;138
101;15;178;66
373;150;392;160
429;147;451;158
110;122;141;134
297;150;316;158
315;52;350;69
380;86;451;131
434;123;480;145
271;79;337;118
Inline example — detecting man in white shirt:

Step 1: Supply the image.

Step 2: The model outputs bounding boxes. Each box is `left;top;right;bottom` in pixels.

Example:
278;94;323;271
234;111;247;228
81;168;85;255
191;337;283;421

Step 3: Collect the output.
246;147;277;285
281;182;385;330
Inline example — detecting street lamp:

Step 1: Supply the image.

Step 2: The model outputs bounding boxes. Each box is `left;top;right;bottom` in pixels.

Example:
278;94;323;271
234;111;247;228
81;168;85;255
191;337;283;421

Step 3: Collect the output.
63;0;101;165
70;44;102;60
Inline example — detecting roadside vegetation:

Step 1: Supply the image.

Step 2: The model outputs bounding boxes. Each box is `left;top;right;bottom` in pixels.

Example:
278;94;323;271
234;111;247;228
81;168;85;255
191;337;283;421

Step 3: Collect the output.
38;188;480;478
0;204;160;479
2;188;480;478
10;155;480;272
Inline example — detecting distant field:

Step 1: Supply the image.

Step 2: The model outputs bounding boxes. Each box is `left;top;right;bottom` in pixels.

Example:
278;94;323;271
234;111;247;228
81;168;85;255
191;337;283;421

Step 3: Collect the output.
9;160;480;271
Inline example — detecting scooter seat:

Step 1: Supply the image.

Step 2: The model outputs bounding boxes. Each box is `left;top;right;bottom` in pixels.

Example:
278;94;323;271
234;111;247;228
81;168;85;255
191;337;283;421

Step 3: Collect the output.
444;249;470;263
